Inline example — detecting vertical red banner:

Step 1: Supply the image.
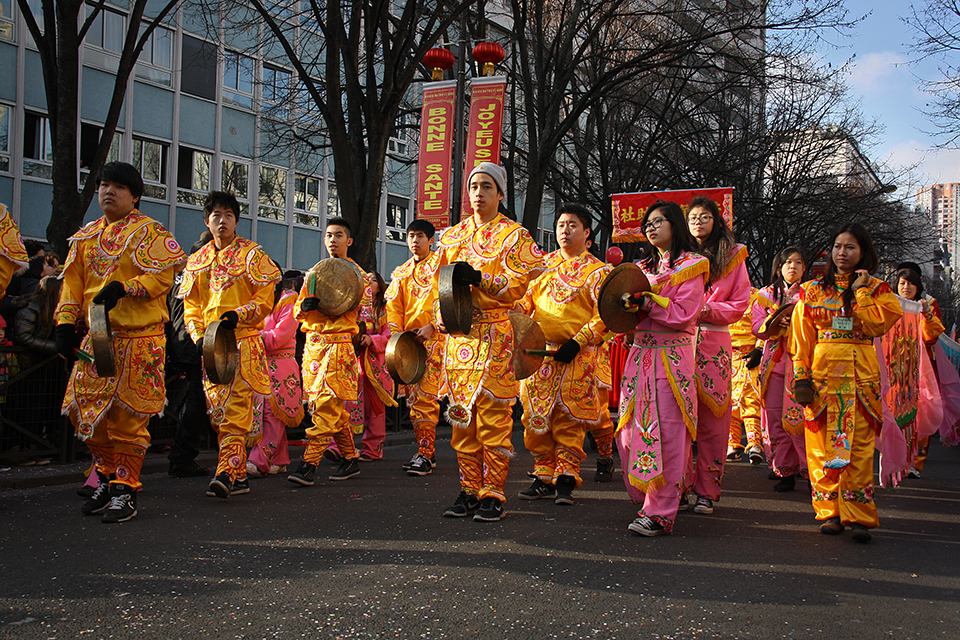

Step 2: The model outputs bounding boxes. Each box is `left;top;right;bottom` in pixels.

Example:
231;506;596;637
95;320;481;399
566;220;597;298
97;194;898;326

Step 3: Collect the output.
416;80;457;229
460;76;507;218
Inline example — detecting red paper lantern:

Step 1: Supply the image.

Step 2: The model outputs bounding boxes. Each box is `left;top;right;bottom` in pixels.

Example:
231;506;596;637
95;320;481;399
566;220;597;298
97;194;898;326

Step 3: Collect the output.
423;47;455;81
472;41;505;76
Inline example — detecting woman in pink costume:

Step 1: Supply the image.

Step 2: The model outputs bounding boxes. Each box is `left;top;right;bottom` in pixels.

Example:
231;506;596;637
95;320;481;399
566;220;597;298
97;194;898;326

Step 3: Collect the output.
895;263;946;478
355;271;395;460
752;247;808;492
618;200;708;536
684;197;751;515
247;279;304;477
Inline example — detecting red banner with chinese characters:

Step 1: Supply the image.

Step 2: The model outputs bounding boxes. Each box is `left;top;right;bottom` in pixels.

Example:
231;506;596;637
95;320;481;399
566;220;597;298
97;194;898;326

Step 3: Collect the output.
415;80;457;229
611;187;734;243
460;76;507;218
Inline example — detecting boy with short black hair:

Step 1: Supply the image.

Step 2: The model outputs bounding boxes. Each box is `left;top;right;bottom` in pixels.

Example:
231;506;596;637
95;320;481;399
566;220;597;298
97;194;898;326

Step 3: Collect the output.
385;218;444;475
179;190;281;499
288;217;370;485
57;161;186;522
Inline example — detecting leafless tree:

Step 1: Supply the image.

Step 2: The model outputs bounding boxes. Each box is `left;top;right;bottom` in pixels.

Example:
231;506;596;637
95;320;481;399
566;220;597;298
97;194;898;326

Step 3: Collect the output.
190;0;475;270
19;0;180;257
906;0;960;147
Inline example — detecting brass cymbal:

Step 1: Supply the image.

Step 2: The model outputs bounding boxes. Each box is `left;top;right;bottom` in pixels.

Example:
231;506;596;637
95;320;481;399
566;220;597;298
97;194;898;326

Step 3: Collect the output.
203;320;239;385
598;263;651;333
88;303;116;378
509;313;546;381
306;258;365;317
763;302;796;334
385;331;428;385
438;263;474;336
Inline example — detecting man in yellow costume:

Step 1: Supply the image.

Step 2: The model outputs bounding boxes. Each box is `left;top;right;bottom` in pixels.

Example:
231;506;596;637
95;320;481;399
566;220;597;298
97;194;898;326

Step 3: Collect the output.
179;191;280;499
0;203;29;297
516;204;610;505
727;287;764;464
385;218;445;476
288;217;370;486
436;162;544;522
57;162;186;522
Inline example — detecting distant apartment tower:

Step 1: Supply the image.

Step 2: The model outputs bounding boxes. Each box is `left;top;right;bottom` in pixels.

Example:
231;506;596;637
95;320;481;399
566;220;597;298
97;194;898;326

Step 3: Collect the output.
917;183;960;273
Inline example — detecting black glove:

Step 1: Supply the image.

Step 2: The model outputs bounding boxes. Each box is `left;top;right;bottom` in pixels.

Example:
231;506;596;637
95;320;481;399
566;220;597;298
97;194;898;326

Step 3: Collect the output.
55;324;79;365
553;339;581;364
454;262;483;287
301;297;320;312
744;347;762;369
794;379;814;406
195;337;204;359
219;310;239;331
92;281;126;312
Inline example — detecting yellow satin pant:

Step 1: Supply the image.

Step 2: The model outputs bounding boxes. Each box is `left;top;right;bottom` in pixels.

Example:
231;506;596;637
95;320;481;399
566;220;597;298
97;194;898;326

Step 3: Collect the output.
81;406;150;490
523;405;587;487
805;411;878;528
451;392;514;501
303;392;357;465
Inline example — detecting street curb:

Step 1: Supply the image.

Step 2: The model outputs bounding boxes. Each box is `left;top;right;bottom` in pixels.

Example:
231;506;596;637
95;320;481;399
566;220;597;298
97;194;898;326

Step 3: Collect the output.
0;426;457;491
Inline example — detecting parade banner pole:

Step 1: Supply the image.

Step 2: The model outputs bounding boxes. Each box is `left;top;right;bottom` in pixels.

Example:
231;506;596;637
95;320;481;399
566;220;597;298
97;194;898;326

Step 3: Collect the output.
459;75;507;220
415;79;457;230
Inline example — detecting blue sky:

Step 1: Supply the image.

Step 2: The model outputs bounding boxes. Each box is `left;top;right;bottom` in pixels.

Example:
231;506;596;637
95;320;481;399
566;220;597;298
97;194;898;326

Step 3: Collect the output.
815;1;960;193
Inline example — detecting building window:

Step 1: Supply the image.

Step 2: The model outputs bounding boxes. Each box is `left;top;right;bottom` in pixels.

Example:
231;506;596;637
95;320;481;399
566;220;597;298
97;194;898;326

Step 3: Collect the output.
181;35;217;101
177;147;211;206
23;112;52;179
135;24;173;86
85;5;124;52
294;174;320;226
388;113;411;156
327;180;340;218
222;158;250;216
259;165;287;220
223;50;254;108
133;138;168;200
0;105;9;172
26;0;41;34
0;0;13;40
79;123;121;170
263;65;291;119
386;197;406;241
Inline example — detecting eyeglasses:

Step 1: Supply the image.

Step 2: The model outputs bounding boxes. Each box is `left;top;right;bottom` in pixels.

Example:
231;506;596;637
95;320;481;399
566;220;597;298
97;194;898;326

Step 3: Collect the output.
642;218;667;233
688;214;713;225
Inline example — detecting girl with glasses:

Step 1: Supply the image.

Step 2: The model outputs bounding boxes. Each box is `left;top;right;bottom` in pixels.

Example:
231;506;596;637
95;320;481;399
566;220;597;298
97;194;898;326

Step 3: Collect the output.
618;200;709;536
683;197;752;516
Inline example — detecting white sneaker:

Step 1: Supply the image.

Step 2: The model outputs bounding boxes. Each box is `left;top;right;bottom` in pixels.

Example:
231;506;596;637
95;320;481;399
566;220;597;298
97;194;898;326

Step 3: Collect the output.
907;467;921;479
246;461;265;478
268;464;286;475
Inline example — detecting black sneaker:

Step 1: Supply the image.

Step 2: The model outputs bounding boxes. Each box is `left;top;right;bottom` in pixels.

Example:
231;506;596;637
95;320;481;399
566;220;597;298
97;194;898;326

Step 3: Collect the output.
594;457;614;483
287;461;317;486
555;475;576;505
329;458;360;481
230;477;250;495
77;484;96;498
402;454;419;471
168;461;210;477
406;455;434;477
518;478;556;500
473;497;505;522
747;446;764;465
81;474;111;515
208;472;232;499
628;515;666;536
101;485;137;523
443;491;480;517
851;523;872;543
773;473;796;493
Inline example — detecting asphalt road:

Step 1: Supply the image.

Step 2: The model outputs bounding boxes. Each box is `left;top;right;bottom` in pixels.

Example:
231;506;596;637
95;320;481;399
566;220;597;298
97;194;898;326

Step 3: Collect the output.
2;432;960;639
